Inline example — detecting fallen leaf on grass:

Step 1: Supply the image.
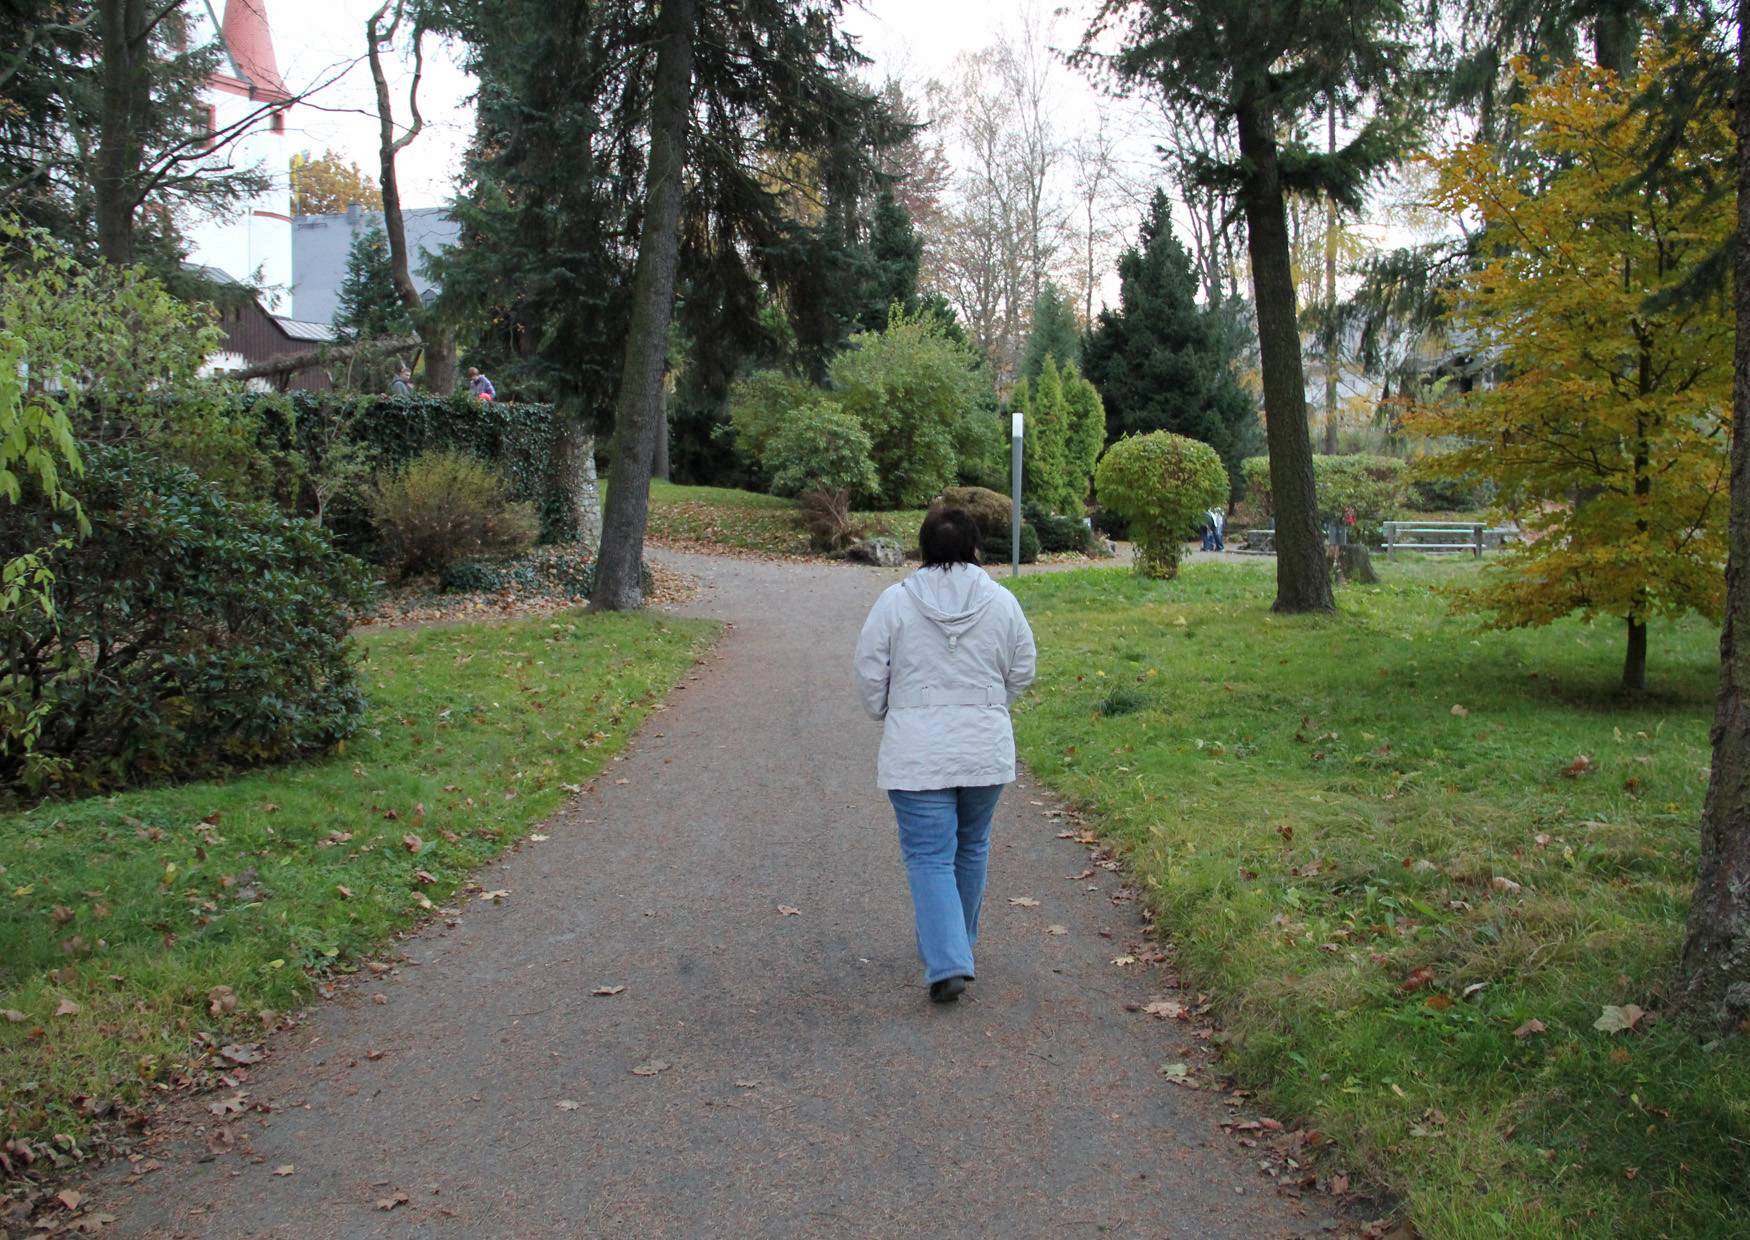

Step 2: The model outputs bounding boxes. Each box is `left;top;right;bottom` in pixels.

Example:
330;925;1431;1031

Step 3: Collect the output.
777;905;801;916
1;1009;26;1022
631;1060;671;1077
56;1190;82;1211
401;834;423;853
208;986;237;1016
1513;1019;1547;1039
335;885;354;900
1008;896;1041;908
1450;704;1469;717
1398;967;1435;993
1329;1173;1350;1195
555;1100;581;1111
591;985;625;997
1593;1004;1645;1033
273;1164;295;1176
479;890;510;903
1561;754;1594;779
55;998;80;1017
1491;876;1523;895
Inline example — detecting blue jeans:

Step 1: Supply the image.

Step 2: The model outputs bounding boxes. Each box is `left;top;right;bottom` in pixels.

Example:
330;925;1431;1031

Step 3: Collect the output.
888;785;1004;984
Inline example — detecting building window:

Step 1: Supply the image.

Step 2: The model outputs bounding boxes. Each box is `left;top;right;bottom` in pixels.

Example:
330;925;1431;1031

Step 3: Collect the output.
202;104;218;150
270;108;284;134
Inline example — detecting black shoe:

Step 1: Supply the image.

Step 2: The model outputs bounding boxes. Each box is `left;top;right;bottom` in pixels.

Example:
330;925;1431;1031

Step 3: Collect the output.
929;976;969;1004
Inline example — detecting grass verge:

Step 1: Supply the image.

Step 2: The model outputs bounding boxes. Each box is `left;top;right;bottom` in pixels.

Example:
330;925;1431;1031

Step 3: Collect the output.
0;609;715;1168
646;480;927;556
1009;558;1748;1238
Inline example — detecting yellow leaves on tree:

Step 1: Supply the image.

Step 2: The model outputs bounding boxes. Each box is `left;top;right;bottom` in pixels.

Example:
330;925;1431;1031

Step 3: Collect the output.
1407;37;1734;689
289;149;383;217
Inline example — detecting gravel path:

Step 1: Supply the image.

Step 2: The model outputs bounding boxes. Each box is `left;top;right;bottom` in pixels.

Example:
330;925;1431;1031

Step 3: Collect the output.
83;551;1328;1239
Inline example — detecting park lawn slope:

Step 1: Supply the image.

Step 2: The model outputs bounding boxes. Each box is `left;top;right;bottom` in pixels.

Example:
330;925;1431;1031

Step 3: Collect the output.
1010;560;1749;1239
645;480;927;556
0;609;716;1162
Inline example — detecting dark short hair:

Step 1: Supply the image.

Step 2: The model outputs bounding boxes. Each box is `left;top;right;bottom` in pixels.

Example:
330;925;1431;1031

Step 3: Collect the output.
920;504;982;568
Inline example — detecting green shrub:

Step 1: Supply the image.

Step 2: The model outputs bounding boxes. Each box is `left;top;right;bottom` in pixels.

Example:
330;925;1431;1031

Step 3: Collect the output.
439;546;647;598
830;310;995;508
939;485;1014;539
1096;432;1229;579
762;399;880;499
1242;453;1408;542
0;445;373;796
1408;472;1486;512
1025;502;1094;554
981;522;1039;565
726;370;818;477
369;450;539;579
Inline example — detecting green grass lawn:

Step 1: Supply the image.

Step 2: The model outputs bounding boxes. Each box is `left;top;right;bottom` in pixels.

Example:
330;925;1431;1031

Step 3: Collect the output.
0;610;715;1159
645;480;928;556
1009;559;1748;1239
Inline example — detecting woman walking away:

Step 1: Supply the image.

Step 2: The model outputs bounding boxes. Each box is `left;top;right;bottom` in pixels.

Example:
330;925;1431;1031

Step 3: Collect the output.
854;505;1037;1004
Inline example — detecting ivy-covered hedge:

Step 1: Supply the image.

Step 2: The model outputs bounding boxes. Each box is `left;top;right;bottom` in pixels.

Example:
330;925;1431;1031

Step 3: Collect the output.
243;392;584;545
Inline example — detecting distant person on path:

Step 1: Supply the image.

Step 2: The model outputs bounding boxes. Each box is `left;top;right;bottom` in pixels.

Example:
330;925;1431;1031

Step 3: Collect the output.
854;505;1037;1004
467;367;496;402
1201;506;1225;552
389;364;414;397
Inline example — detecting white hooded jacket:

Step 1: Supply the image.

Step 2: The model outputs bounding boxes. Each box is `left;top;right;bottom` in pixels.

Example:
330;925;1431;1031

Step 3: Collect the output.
854;564;1037;791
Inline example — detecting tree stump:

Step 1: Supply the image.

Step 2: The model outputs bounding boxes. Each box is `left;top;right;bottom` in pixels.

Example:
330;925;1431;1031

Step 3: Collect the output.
1335;542;1379;585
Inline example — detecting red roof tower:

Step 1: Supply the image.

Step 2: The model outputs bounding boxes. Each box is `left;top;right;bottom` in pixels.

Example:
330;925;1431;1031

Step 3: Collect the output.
219;0;290;102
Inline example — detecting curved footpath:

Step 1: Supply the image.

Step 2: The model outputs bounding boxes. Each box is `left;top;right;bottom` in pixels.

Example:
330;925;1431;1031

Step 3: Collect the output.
82;551;1329;1239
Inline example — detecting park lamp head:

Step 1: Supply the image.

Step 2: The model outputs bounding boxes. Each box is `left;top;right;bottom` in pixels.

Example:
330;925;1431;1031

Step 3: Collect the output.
1011;411;1024;439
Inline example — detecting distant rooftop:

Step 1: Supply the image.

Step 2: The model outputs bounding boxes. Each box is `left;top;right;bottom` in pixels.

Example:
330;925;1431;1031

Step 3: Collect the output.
275;317;336;343
291;205;459;328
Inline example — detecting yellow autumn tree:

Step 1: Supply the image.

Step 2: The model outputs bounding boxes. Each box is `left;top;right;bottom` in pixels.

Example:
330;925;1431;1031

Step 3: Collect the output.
289;149;383;217
1407;38;1734;690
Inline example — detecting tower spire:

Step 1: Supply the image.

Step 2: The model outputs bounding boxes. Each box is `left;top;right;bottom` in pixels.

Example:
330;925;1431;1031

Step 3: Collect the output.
221;0;289;102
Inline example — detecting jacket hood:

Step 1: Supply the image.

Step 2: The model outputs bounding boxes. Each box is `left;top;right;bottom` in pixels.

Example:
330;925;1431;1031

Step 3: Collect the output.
901;564;1000;640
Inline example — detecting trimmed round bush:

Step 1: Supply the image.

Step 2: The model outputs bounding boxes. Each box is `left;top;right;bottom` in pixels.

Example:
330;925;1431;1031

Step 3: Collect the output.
1096;432;1229;579
980;521;1039;566
0;445;374;796
1024;501;1094;554
938;485;1013;539
369;449;539;579
762;399;880;499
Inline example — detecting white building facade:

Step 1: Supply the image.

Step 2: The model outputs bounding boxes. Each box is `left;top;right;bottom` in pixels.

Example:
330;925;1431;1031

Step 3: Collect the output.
182;1;294;312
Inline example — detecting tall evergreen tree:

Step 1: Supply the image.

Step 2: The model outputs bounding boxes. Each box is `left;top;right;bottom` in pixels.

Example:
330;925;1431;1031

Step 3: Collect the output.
332;222;412;341
863;186;922;331
1083;1;1433;613
1020;281;1080;383
1081;190;1258;502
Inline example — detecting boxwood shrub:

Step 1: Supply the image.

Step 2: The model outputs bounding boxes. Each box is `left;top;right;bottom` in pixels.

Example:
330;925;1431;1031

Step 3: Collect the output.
0;445;375;797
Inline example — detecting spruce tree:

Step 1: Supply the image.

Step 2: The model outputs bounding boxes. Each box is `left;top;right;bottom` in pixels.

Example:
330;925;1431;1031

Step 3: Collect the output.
1081;190;1257;502
1061;361;1105;512
332;222;412;341
1020;281;1081;383
1020;357;1073;514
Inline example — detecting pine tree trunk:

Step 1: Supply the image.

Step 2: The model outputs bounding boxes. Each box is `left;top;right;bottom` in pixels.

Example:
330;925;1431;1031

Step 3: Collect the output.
590;0;694;611
1235;95;1333;615
95;0;149;265
1680;3;1750;1035
1322;100;1339;455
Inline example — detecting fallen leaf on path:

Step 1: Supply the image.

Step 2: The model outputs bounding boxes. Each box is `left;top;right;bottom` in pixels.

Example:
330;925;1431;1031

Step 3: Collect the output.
376;1191;410;1211
592;985;625;996
1068;869;1095;880
1329;1173;1350;1195
530;834;550;842
219;1043;263;1065
1110;955;1137;967
1160;1062;1189;1079
273;1164;295;1176
555;1100;581;1111
1513;1019;1547;1039
1008;896;1041;908
1144;1000;1188;1020
479;890;510;903
631;1060;671;1076
777;905;801;916
56;1189;82;1211
208;1092;247;1116
1046;924;1068;936
734;1079;758;1088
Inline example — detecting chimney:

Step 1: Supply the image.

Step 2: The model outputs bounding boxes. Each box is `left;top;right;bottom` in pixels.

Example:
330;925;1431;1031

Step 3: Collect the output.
347;201;361;228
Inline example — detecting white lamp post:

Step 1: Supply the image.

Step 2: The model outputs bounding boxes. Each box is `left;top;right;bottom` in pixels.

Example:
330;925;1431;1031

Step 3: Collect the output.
1010;410;1024;578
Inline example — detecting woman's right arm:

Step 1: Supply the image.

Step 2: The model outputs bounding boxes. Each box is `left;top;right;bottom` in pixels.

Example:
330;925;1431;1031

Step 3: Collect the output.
1004;598;1037;705
854;591;895;721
